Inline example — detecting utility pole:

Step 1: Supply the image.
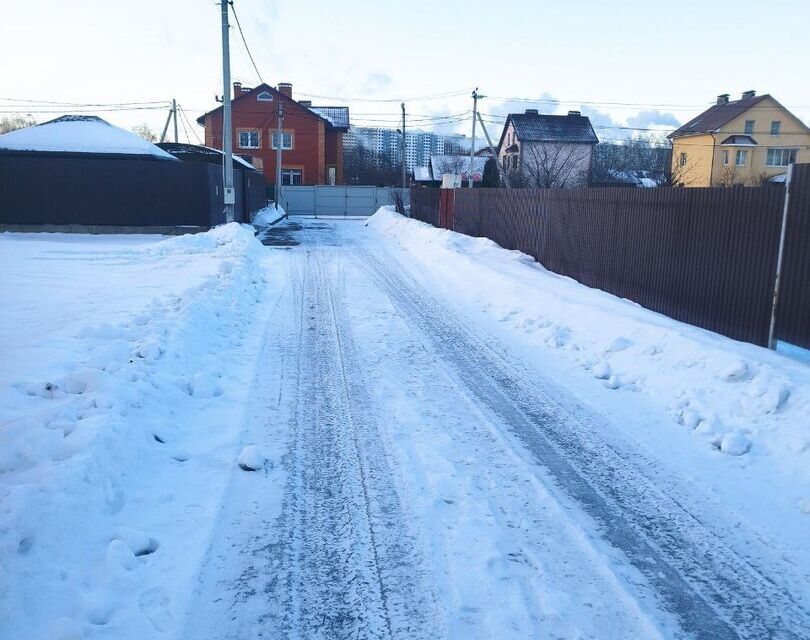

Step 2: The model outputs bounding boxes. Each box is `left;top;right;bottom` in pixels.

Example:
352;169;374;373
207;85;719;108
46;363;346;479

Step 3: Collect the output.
275;101;284;210
172;98;179;143
159;102;173;143
469;88;479;188
401;102;407;189
476;111;511;188
768;163;794;349
220;0;235;223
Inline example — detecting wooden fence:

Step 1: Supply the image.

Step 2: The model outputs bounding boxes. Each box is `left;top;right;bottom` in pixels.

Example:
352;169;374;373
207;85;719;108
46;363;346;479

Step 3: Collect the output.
409;166;810;349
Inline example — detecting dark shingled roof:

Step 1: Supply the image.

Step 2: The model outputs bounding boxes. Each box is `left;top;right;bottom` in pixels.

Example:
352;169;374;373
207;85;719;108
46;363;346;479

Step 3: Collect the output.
308;106;350;129
509;112;598;144
668;95;769;138
720;135;758;146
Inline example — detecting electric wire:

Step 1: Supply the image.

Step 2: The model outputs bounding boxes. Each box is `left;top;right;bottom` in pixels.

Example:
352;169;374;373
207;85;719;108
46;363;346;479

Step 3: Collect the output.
229;1;264;85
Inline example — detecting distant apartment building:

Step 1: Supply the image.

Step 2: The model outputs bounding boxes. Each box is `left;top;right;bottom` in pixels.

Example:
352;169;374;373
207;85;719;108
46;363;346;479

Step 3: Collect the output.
344;126;469;169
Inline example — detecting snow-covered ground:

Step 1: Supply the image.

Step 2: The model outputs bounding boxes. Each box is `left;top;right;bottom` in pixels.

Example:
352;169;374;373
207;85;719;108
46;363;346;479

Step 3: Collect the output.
0;225;285;638
2;212;809;639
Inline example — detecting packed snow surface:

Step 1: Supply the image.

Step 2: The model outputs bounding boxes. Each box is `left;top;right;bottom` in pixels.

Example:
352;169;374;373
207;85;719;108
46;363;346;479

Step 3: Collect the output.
0;116;177;158
2;210;809;639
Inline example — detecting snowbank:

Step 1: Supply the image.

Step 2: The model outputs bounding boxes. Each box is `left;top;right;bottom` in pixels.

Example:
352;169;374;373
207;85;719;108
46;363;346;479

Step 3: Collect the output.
0;223;272;638
368;207;810;493
253;204;286;227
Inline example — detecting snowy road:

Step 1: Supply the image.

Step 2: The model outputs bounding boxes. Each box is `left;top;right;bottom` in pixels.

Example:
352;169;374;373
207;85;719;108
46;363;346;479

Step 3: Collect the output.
180;220;810;640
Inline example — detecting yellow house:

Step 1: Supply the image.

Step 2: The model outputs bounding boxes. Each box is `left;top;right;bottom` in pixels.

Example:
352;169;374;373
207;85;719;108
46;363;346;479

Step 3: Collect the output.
668;91;810;187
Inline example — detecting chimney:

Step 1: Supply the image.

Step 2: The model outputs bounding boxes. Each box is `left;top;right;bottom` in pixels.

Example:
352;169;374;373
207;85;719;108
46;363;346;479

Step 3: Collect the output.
717;93;730;105
299;99;312;107
278;82;293;98
233;81;243;97
524;108;539;115
568;110;581;116
742;90;756;100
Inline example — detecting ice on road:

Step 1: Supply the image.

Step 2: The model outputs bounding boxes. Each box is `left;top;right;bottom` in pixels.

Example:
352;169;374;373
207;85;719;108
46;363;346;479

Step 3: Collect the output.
181;220;810;640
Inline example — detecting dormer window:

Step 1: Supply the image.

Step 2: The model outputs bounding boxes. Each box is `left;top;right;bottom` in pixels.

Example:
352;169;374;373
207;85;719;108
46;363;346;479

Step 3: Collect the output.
257;91;273;102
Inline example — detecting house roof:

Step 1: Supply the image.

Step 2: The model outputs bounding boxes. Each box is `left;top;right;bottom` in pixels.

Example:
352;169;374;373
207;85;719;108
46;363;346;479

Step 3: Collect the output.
412;166;432;182
308;106;350;129
506;112;598;145
668;95;770;138
0;115;177;159
156;142;257;169
197;83;349;130
720;135;758;146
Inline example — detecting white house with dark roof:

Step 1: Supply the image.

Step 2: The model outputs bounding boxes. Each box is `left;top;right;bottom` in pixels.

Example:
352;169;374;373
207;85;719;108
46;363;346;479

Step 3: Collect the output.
497;110;598;187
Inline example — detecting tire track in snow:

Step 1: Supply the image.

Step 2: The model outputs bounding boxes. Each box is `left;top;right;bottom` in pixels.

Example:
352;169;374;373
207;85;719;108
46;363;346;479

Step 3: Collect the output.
262;241;437;639
355;245;810;640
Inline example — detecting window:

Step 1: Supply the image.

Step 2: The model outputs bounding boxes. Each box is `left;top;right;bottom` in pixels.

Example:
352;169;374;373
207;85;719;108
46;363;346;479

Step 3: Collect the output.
238;130;259;148
766;148;798;166
679;152;687;167
744;120;754;134
271;131;293;150
256;91;273;102
722;150;729;165
735;149;748;166
770;120;781;135
281;168;302;185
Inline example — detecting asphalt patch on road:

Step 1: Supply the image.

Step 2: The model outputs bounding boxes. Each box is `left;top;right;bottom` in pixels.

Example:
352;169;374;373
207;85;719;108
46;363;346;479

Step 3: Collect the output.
258;221;302;247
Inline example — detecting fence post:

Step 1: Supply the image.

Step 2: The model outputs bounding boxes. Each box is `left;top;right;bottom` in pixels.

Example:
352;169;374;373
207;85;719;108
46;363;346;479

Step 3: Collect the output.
768;163;794;350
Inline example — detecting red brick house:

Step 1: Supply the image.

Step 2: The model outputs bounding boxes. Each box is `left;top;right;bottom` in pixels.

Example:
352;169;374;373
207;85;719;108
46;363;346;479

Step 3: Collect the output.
197;82;349;186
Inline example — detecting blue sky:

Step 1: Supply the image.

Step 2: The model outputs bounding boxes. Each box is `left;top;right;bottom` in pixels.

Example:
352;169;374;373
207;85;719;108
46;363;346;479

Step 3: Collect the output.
3;0;808;142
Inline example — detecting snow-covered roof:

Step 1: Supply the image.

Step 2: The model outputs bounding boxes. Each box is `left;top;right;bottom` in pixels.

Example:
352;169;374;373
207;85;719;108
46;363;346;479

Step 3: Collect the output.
0;115;177;159
413;166;432;182
156;142;257;169
308;106;350;129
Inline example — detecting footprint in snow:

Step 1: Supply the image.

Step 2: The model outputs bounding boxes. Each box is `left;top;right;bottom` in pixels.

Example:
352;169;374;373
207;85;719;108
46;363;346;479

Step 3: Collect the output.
138;588;174;632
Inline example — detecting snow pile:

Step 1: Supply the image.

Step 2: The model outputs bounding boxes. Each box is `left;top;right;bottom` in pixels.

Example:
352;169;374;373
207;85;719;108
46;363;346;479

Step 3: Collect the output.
0;223;270;638
253;204;286;227
237;445;265;471
0;115;177;159
368;207;810;484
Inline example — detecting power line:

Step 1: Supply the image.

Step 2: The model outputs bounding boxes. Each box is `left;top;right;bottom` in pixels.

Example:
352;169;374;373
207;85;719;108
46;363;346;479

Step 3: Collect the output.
295;89;472;103
478;114;809;137
0;106;169;114
178;105;203;145
0;97;168;107
229;1;263;85
486;95;810;112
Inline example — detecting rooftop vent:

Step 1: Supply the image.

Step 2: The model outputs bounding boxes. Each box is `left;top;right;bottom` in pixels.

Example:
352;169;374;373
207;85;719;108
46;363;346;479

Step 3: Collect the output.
742;90;756;100
568;110;581;116
524;108;539;115
717;93;730;105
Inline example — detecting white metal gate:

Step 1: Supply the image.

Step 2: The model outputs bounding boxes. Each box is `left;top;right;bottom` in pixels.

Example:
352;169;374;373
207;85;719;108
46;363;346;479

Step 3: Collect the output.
280;186;406;217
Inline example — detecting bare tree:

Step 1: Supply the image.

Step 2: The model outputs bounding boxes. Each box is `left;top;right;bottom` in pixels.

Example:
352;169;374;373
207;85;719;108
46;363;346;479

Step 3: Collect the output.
661;149;701;187
520;142;591;187
0;115;34;135
343;144;401;186
716;165;745;187
432;155;467;179
132;123;158;142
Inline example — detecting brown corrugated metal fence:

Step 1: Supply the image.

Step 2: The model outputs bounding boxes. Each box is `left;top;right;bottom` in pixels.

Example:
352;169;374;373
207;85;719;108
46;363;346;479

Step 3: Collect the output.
775;164;810;348
410;168;809;349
